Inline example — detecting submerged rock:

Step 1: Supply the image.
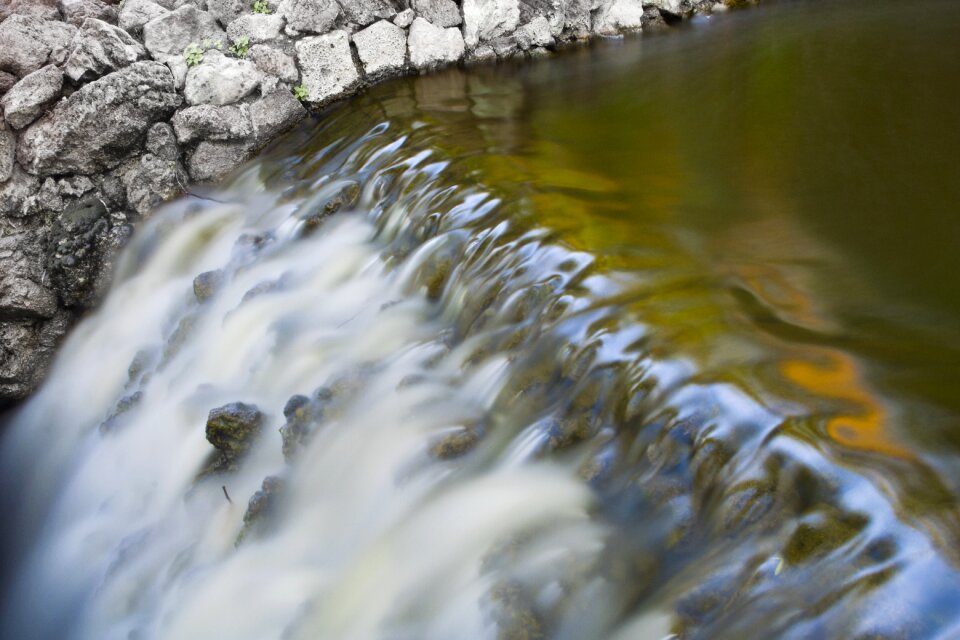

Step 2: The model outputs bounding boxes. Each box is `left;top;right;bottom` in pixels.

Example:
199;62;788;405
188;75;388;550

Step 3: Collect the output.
192;269;225;302
204;401;266;471
236;475;286;544
279;388;331;460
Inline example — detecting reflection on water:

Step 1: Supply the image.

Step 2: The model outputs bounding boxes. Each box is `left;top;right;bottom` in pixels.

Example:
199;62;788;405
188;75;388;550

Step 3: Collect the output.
3;0;960;638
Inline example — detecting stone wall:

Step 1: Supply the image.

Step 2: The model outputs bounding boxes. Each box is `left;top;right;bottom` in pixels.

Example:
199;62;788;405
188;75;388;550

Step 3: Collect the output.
0;0;734;405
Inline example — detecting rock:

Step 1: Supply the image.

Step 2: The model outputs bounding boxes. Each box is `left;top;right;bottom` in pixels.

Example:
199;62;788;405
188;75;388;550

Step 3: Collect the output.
0;0;62;22
279;389;329;460
141;5;226;59
119;0;171;32
562;0;591;36
187;139;255;181
336;0;397;27
204;401;265;471
145;121;179;160
193;269;224;302
294;32;359;104
0;235;59;319
226;14;285;43
237;475;285;542
393;8;414;27
518;0;565;36
429;426;482;459
412;0;461;27
644;0;682;15
0;121;14;183
57;0;118;26
463;0;519;47
163;54;189;90
247;44;298;83
65;18;148;84
184;50;261;105
0;167;39;217
1;65;63;130
278;0;340;35
0;312;70;404
352;20;406;78
120;153;185;214
0;72;17;96
249;88;306;142
171;103;252;143
206;0;247;27
515;16;553;49
407;18;464;70
0;16;78;78
17;61;181;177
593;0;644;33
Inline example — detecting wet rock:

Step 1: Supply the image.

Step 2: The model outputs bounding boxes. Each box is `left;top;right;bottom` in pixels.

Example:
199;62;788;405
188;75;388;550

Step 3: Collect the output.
145;121;179;160
407;18;465;70
236;475;285;543
204;401;266;471
0;312;70;404
1;65;64;131
515;16;553;49
184;50;262;105
0;0;62;22
0;235;59;319
187;139;255;181
429;426;482;459
592;0;644;34
247;44;299;83
278;0;341;35
0;167;39;217
0;120;15;184
412;0;461;27
279;389;328;460
226;14;285;43
193;269;224;302
141;5;226;59
172;103;253;144
17;61;180;177
119;153;185;214
298;181;359;234
58;0;118;26
119;0;171;33
0;71;17;96
249;88;307;143
336;0;397;27
100;390;144;432
352;20;407;78
463;0;519;47
294;31;359;104
0;16;78;78
64;18;148;84
393;8;414;27
206;0;248;27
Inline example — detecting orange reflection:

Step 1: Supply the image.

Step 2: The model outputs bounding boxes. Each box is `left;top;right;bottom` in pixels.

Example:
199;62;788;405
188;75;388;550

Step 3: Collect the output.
782;352;912;459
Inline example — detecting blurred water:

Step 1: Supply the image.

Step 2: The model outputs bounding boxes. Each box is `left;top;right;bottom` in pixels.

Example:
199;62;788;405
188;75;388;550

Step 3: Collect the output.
3;1;960;638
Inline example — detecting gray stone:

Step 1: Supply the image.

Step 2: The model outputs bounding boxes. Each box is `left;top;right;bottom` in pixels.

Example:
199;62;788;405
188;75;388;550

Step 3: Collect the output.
0;119;15;184
412;0;461;27
247;44;298;82
592;0;643;34
561;0;591;36
393;8;414;27
0;0;62;22
226;13;285;43
0;312;71;404
515;16;553;49
0;16;78;78
1;65;64;130
120;153;185;214
336;0;397;27
188;139;255;181
0;167;39;217
119;0;171;32
206;0;248;27
17;61;181;176
518;0;565;36
58;0;118;26
278;0;340;35
193;269;225;302
146;122;179;159
643;0;682;14
352;20;406;78
463;0;519;46
407;18;464;69
141;4;226;59
0;235;59;319
171;103;252;143
249;88;306;142
163;54;189;90
65;18;148;83
294;32;359;104
0;72;16;96
184;50;261;105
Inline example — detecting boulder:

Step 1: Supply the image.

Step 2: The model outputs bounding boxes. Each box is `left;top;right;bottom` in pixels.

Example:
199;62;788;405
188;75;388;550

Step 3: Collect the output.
515;16;553;49
462;0;519;46
412;0;461;27
226;14;285;43
0;235;59;319
294;32;359;104
141;4;226;59
17;61;181;176
247;44;298;83
352;20;407;78
0;16;78;78
0;0;62;22
118;0;170;33
57;0;118;26
204;401;265;470
206;0;248;27
393;8;414;27
592;0;643;34
188;139;255;181
407;18;464;69
249;88;306;142
184;50;261;105
65;18;148;84
0;167;39;216
193;269;224;302
336;0;397;27
0;120;14;183
171;103;253;143
278;0;340;35
1;65;64;130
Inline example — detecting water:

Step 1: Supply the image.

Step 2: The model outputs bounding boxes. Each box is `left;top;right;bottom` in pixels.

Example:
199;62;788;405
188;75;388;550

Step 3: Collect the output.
3;1;960;638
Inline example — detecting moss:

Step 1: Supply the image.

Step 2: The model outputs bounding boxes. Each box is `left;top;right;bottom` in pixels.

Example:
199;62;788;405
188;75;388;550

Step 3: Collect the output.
202;402;265;473
429;425;483;459
782;512;869;565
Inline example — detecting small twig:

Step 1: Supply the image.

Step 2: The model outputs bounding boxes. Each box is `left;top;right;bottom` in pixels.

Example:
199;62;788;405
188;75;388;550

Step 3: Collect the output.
222;485;233;504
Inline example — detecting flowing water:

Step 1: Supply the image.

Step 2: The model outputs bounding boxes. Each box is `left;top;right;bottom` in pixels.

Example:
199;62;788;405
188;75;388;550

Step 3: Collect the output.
3;1;960;638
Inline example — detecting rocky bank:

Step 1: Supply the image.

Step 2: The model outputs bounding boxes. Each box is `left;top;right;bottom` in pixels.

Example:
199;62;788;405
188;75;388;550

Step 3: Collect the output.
0;0;741;405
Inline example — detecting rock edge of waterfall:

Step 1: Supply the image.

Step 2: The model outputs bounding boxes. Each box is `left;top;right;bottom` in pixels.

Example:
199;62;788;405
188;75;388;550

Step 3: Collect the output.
0;0;751;404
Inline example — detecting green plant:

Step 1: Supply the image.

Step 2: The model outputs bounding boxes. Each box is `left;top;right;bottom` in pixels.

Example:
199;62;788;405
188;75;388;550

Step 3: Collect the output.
293;84;309;101
230;35;250;58
184;43;204;67
252;0;272;13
